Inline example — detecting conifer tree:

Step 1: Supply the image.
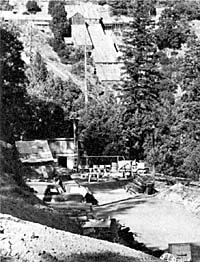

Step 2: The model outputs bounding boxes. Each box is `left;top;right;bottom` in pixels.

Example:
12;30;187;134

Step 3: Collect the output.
30;51;48;83
0;22;28;142
50;2;71;41
120;0;162;160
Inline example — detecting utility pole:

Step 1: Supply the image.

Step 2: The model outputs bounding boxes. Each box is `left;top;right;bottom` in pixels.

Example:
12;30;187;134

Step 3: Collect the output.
151;124;156;177
29;13;33;63
84;22;88;105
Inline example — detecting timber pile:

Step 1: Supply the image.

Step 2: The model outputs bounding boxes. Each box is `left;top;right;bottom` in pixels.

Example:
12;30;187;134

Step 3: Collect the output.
125;175;156;195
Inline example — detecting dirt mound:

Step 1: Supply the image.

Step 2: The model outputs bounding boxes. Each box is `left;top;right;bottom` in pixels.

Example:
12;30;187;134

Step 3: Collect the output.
157;183;200;215
0;214;160;262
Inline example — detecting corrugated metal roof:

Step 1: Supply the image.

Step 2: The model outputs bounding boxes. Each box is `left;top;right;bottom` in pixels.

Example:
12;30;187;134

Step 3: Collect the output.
88;24;119;63
95;63;122;82
72;24;93;47
15;140;54;163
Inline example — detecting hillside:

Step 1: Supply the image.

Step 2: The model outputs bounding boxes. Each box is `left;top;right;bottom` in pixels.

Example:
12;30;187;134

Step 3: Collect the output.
0;143;81;233
19;24;85;88
0;214;160;262
0;144;161;262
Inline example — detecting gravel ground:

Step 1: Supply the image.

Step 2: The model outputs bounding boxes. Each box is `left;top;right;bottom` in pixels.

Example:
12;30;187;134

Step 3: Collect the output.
0;214;160;262
93;186;200;250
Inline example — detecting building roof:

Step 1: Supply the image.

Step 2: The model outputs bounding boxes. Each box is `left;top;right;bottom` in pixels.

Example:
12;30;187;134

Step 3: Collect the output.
0;11;51;22
190;20;200;39
65;2;111;21
102;15;133;25
15;140;54;164
71;24;93;47
64;37;73;45
95;63;122;82
65;2;99;20
88;24;119;63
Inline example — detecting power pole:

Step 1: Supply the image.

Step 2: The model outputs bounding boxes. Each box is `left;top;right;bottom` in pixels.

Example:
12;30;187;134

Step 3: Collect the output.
30;14;33;63
84;22;88;105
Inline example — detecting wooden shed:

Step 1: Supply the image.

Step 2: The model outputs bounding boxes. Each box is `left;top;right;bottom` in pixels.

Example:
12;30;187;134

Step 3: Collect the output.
15;140;55;179
168;242;200;262
48;138;78;170
70;12;85;25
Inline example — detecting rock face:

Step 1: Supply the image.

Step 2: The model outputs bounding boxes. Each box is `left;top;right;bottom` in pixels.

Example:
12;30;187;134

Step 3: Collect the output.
0;214;160;262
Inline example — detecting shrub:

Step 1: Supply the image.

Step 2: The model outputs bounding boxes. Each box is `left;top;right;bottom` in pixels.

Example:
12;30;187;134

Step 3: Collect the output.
26;1;41;13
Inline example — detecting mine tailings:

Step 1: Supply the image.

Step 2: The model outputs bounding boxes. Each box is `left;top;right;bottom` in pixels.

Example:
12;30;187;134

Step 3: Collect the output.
89;181;200;255
83;179;164;258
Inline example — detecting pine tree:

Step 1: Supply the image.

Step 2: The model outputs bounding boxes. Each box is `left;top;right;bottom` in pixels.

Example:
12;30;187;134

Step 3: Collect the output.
120;0;162;160
50;2;71;41
109;0;132;16
31;51;48;82
0;22;28;142
155;39;200;179
155;7;191;50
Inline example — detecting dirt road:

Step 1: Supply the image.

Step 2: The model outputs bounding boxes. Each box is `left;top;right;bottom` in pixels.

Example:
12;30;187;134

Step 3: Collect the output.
93;189;200;250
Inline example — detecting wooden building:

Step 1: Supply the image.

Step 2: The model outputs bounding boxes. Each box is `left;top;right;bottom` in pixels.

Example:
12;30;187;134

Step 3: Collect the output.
48;138;79;170
15;140;55;179
168;242;200;262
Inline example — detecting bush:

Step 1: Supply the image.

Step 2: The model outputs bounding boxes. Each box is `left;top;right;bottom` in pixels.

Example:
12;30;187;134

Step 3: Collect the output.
26;0;41;13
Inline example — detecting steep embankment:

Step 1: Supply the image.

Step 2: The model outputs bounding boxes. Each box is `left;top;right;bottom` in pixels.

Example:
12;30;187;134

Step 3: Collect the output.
0;214;160;262
19;24;84;89
157;183;200;215
0;142;80;233
0;143;161;262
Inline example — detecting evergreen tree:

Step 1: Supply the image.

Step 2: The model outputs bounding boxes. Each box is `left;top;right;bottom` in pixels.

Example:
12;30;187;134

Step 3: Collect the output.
48;0;64;15
50;2;71;42
109;0;156;17
155;7;191;50
0;22;28;142
120;0;162;160
109;0;132;16
173;39;200;179
79;91;126;157
29;51;48;83
152;39;200;178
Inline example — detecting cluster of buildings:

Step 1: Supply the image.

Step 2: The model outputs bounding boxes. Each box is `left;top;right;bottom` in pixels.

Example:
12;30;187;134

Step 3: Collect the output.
0;0;134;83
63;2;133;82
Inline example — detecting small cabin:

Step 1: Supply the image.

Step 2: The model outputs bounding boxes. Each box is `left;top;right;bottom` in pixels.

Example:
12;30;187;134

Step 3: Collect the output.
48;138;78;170
70;12;85;25
15;140;55;179
168;242;200;262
